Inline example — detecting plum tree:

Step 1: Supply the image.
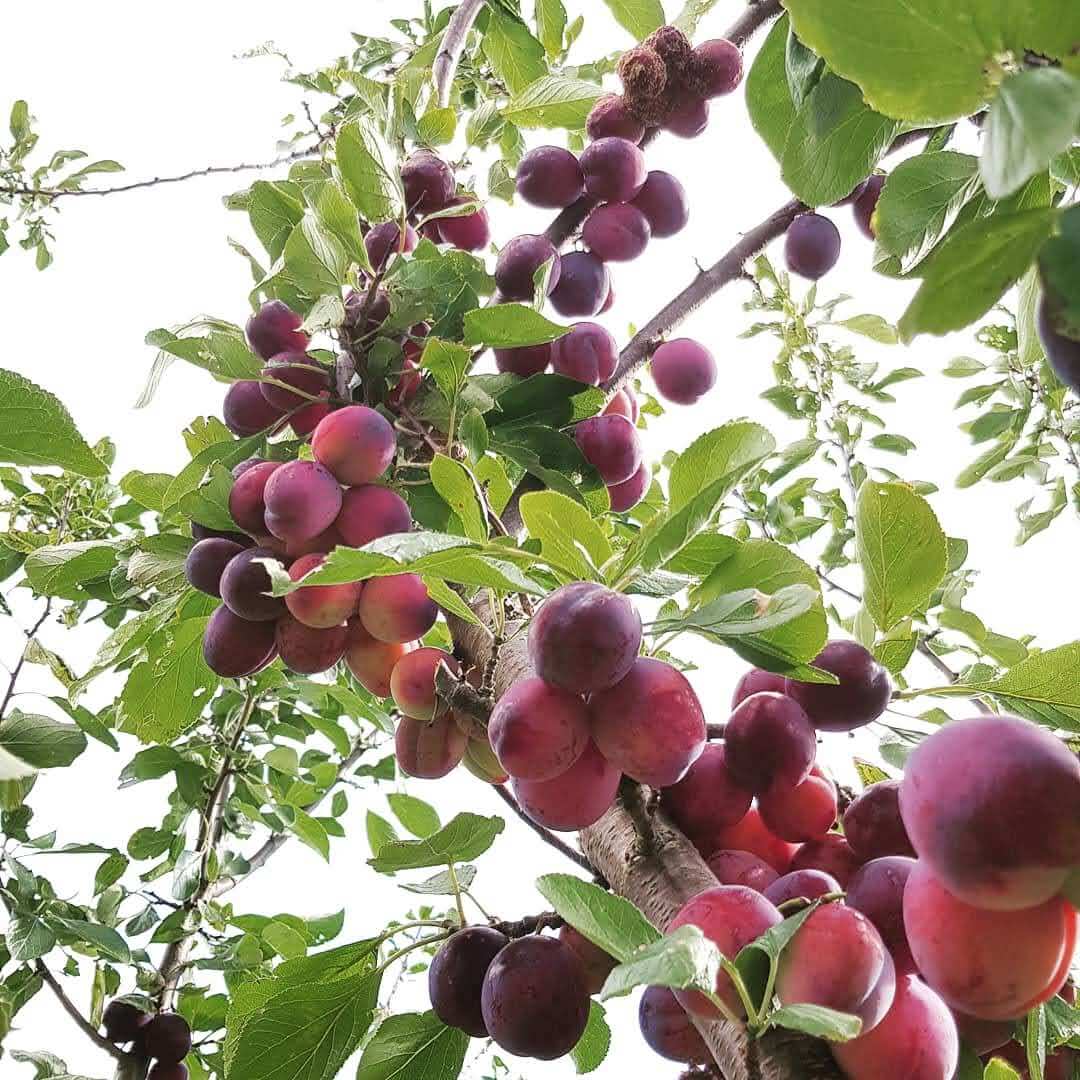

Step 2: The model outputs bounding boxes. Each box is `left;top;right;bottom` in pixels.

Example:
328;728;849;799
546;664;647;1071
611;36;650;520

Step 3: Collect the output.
311;405;396;485
551;321;618;384
334;484;412;548
494;234;561;300
844;856;916;969
429;926;509;1036
706;849;779;891
842;780;914;860
480;935;591;1059
357;573;437;643
512;740;621;831
548;250;611;317
527;581;641;694
488;676;589;781
900;714;1080;910
389;646;459;721
574;413;643;485
764;868;842;907
275;615;347;675
758;764;839;842
395;714;468;779
631;170;689;237
724;691;817;792
579;137;647;202
557;925;617;995
184;537;244;598
784;640;891;732
343;617;410;697
143;1013;192;1063
515;145;585;208
638;985;711;1064
219;547;287;622
586;94;646;142
650;338;717;404
401;150;454;213
785;213;842;279
790;833;864;888
102;1000;150;1043
590;657;707;787
582;202;651;261
245;299;309;360
202;605;277;677
661;744;753;852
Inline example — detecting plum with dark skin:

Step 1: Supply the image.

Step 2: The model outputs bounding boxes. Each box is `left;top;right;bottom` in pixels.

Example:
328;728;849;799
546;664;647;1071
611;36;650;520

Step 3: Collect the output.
580;137;647;202
551;322;617;385
284;553;361;629
590;657;706;787
263;460;343;545
358;573;437;643
575;414;643;485
903;860;1076;1020
608;463;649;512
494;342;551;377
691;38;743;97
853;173;886;239
429;926;509;1036
730;668;786;706
147;1065;188;1080
334;484;412;548
725;690;817;793
202;606;277;678
275;615;346;675
784;639;891;733
401;150;454;214
707;808;799;873
480;935;591;1060
549;251;610;317
764;868;841;907
184;538;244;598
603;387;639;422
311;405;396;486
389;647;459;721
1037;294;1080;393
558;925;617;995
651;338;716;404
102;1000;150;1043
488;676;590;781
512;740;621;831
900;714;1080;910
662;744;753;853
843;780;915;860
494;234;561;301
790;834;864;889
785;213;842;280
343;618;411;697
364;220;418;271
665;96;709;138
638;986;710;1064
435;196;491;252
759;764;838;843
951;1010;1012;1055
246;299;309;360
583;202;651;261
515;145;585;209
527;580;642;695
223;379;285;436
844;856;915;969
631;171;689;238
143;1013;192;1064
586;94;646;143
259;352;329;412
395;714;467;779
219;547;287;622
707;849;779;892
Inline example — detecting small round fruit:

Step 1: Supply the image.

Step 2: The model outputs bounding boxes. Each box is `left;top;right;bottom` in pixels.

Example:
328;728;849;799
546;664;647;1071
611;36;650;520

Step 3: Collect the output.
429;926;509;1036
665;96;709;138
184;538;244;598
102;1000;150;1043
1037;295;1080;393
275;615;347;675
263;460;343;545
785;213;842;280
631;171;689;238
707;807;799;874
764;869;842;907
401;150;455;214
608;463;649;512
390;647;459;721
436;196;492;251
692;38;743;97
512;740;621;831
638;985;710;1064
784;640;891;733
488;676;590;781
549;251;610;317
707;849;780;892
311;405;396;485
725;691;817;793
731;668;786;706
515;145;585;208
219;547;287;622
586;94;646;143
661;744;753;853
853;174;886;239
558;925;617;995
260;352;328;412
246;300;309;361
494;342;551;377
395;714;467;779
790;834;864;889
223;379;285;436
759;765;838;843
343;617;410;697
651;339;717;405
358;573;437;644
579;137;647;202
844;856;916;968
551;322;618;385
285;553;361;629
202;606;278;678
843;780;915;861
335;485;412;549
575;414;643;485
364;220;418;271
143;1012;192;1064
228;460;280;535
583;202;651;261
603;387;639;422
494;234;561;301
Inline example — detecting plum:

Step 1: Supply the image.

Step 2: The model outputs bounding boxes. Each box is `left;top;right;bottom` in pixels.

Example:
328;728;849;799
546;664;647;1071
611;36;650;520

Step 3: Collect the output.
583;202;651;261
395;714;467;779
558;925;617;995
785;213;842;280
364;220;418;271
551;322;618;385
311;405;396;485
389;646;459;721
845;856;916;969
358;573;437;643
429;926;509;1036
223;379;285;436
202;606;277;678
435;196;492;252
608;463;649;512
638;985;710;1064
706;849;780;892
284;553;361;629
580;138;647;202
219;547;287;622
515;146;585;209
494;342;551;377
724;690;816;793
843;780;915;861
661;744;753;853
759;764;838;843
691;38;743;97
274;615;346;675
1037;295;1080;393
102;1000;150;1043
575;413;643;485
651;338;716;405
631;171;689;238
488;676;590;781
494;234;561;301
245;300;309;360
401;150;455;214
512;739;621;831
184;538;244;598
790;833;864;889
586;94;646;143
343;617;411;697
263;460;343;545
335;484;412;548
764;868;842;907
784;640;891;733
143;1012;191;1064
549;251;610;317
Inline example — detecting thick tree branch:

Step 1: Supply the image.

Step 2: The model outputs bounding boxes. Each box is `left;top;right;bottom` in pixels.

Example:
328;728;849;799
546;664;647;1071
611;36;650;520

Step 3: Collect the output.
432;0;488;107
35;960;128;1062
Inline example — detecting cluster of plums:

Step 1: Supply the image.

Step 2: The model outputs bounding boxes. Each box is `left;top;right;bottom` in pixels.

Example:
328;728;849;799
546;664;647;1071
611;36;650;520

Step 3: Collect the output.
101;1003;191;1077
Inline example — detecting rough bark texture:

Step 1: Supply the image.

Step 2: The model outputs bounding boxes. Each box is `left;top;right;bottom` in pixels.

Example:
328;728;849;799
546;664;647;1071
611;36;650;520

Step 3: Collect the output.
447;609;843;1080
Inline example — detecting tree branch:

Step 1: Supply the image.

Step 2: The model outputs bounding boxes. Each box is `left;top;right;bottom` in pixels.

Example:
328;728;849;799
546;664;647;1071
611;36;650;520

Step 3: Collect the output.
35;960;128;1063
0;599;53;720
432;0;488;108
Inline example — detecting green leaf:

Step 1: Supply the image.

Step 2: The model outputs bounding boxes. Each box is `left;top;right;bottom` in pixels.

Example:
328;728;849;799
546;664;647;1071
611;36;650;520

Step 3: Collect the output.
519;490;612;580
289;809;331;861
746;16;797;161
463;304;568;348
968;642;1080;732
399;864;477;896
783;0;1080;123
536;874;659;963
25;539;124;600
264;921;308;961
503;76;604;130
356;1011;469;1080
369;813;504;873
247;181;305;261
982;69;1080;199
0;370;105;477
386;793;441;839
0;711;86;769
419;338;471;405
53;918;130;963
482;9;547;96
0;745;35;782
417;106;457;146
336;120;401;223
984;1059;1024;1080
571;1001;611;1074
7;915;55;962
366;811;398;856
429;455;487;542
1026;1003;1047;1080
598;0;665;40
856;481;948;631
835;314;899;344
899;208;1058;341
535;0;568;56
781;74;901;207
669;422;776;512
600;925;721;1001
491;373;604;429
284;215;347;298
770;1003;862;1041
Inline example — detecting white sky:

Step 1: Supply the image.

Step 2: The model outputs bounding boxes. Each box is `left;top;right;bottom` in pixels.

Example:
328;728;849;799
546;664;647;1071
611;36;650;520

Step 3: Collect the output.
1;2;1075;1078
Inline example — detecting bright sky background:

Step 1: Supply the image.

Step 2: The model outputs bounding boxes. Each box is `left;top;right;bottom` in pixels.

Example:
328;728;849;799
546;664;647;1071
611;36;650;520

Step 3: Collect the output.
2;2;1075;1078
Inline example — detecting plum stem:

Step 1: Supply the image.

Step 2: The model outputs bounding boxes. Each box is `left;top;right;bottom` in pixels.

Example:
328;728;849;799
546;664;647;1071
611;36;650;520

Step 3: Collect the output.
35;959;130;1062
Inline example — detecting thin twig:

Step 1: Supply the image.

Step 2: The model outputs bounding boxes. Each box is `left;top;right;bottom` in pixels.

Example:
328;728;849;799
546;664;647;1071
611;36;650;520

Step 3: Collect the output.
0;600;53;720
432;0;488;107
36;960;128;1062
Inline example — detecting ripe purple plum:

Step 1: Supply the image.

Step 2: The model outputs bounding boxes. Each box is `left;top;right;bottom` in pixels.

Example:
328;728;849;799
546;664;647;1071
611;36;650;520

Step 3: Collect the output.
764;868;842;907
790;834;864;889
845;856;916;970
707;849;780;892
558;925;617;995
843;780;914;861
669;885;783;1017
651;338;716;405
494;342;551;377
262;460;342;545
260;352;329;412
662;744;753;852
494;234;561;301
590;657;706;787
488;676;590;781
515;146;585;209
730;668;786;706
853;174;886;239
512;740;621;831
246;300;309;360
785;213;842;280
102;1000;150;1043
551;321;618;385
429;926;509;1036
480;935;591;1060
358;573;437;643
575;414;643;485
343;617;411;697
638;985;710;1064
289;400;331;438
586;94;646;143
184;538;244;598
580;137;647;202
549;251;610;317
903;860;1076;1020
759;765;838;843
603;387;639;422
401;150;454;214
284;553;361;629
583;202;651;261
275;615;346;674
389;647;459;721
335;484;412;549
951;1010;1012;1055
631;171;689;238
608;463;649;512
202;606;277;678
364;220;418;271
219;547;287;622
784;640;891;733
665;96;710;138
435;196;492;252
707;807;799;874
528;581;642;695
831;972;959;1080
311;405;396;486
147;1064;187;1080
1037;295;1080;393
692;39;744;97
725;691;817;793
395;713;467;779
223;379;285;436
143;1013;192;1064
900;714;1080;910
